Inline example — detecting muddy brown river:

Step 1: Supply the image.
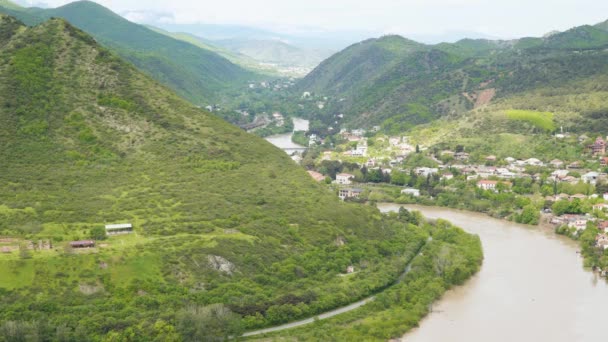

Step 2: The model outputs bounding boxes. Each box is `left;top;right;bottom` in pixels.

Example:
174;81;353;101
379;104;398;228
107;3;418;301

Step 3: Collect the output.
377;204;608;342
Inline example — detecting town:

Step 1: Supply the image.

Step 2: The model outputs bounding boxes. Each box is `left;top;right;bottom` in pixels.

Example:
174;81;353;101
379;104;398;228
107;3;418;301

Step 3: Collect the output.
297;129;608;273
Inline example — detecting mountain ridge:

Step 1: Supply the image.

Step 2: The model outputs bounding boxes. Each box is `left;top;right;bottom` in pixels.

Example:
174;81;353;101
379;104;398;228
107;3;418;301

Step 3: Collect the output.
296;19;608;131
0;0;260;104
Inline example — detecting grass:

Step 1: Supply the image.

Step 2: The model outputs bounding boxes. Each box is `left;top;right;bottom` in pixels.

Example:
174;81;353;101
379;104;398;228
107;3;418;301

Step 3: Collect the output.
0;17;484;341
506;109;555;132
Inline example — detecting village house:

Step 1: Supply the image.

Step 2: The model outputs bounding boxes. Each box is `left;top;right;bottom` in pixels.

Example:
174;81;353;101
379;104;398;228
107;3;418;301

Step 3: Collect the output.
307;170;326;182
336;173;355;185
338;188;363;200
570;194;588;201
598;221;608;233
346;265;355;274
477;180;512;191
505;157;516;163
593;203;608;212
415;167;438;177
568;161;583;169
596;235;608;250
524;158;544;166
551;170;570;180
441;173;454;181
569;218;590;231
70;240;95;248
562;176;579;184
550;159;564;168
551;214;593;231
401;188;421;197
485;155;497;162
601;157;608;167
105;223;133;235
455;152;470;161
582;172;600;185
589;136;606;155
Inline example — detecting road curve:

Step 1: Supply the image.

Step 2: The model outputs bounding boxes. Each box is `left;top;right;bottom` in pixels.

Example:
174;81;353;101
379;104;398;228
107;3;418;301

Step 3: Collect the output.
242;237;430;338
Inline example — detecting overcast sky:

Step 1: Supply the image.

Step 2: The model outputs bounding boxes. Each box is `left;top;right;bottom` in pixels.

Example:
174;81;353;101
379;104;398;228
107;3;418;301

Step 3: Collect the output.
16;0;608;40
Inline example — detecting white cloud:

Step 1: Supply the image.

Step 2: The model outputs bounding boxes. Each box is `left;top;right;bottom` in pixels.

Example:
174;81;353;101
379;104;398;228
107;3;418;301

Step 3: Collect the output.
19;0;608;40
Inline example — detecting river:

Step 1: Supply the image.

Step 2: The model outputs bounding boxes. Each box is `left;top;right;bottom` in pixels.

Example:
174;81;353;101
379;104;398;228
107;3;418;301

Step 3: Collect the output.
377;204;608;342
265;118;309;154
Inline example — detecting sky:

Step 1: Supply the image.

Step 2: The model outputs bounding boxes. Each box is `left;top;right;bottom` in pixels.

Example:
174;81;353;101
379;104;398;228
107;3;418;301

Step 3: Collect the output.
14;0;608;42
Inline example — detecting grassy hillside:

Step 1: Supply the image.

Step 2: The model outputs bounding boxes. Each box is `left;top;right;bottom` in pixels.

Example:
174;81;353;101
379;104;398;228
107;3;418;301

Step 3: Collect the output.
0;15;482;341
296;22;608;132
405;70;608;160
0;0;259;105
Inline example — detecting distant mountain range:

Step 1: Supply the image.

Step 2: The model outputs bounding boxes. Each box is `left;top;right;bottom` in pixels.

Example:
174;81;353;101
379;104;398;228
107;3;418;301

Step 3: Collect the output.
297;20;608;132
148;25;332;76
0;0;259;105
213;38;333;69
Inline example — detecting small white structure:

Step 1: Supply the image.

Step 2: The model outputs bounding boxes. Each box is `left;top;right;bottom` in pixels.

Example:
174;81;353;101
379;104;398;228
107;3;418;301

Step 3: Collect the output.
582;172;599;185
336;173;355;185
105;223;133;235
401;188;420;197
525;158;544;166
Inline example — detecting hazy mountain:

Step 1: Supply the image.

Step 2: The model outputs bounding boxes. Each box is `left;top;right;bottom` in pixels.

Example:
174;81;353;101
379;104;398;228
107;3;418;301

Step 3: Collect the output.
0;0;260;104
213;38;333;69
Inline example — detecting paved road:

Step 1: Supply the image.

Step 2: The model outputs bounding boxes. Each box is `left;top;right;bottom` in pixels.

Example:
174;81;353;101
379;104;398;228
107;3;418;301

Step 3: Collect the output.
242;237;431;337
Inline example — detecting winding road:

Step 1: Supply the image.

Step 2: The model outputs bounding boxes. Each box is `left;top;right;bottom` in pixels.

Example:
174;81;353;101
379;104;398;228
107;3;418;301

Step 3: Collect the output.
242;237;431;337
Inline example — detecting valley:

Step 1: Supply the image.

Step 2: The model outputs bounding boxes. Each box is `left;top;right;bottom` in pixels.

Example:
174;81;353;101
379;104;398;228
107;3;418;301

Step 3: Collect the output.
1;0;608;341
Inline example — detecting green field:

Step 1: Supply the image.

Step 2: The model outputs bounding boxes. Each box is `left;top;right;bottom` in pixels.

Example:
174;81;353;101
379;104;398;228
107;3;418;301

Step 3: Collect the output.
506;109;555;132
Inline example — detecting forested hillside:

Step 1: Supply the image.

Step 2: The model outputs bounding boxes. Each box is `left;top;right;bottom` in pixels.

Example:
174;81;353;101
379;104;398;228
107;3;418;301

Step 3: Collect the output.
0;15;481;340
296;21;608;132
0;0;259;104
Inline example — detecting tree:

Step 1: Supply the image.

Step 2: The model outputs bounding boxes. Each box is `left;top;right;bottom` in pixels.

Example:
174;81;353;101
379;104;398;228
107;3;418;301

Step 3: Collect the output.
552;200;570;216
90;226;107;240
518;205;540;225
19;243;31;259
176;304;242;341
415;144;420;153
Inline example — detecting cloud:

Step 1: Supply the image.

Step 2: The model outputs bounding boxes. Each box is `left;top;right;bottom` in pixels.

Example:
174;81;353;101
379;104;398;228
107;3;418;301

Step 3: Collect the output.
121;10;175;24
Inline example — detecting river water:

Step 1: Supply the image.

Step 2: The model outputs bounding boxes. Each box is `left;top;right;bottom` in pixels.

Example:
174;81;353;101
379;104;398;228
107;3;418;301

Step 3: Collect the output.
377;204;608;342
265;118;309;154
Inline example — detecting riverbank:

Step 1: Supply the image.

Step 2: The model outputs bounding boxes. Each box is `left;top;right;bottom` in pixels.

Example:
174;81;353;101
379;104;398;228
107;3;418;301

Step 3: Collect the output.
382;204;608;342
243;237;430;337
264;118;309;154
246;210;482;341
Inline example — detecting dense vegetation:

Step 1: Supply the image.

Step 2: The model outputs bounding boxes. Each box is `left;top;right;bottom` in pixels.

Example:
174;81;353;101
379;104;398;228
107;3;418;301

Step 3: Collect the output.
0;15;482;341
255;209;483;341
294;21;608;133
0;0;259;105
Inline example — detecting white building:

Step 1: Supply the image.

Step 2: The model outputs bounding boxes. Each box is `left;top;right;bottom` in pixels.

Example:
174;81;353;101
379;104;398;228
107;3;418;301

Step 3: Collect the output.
401;188;420;197
336;173;355;185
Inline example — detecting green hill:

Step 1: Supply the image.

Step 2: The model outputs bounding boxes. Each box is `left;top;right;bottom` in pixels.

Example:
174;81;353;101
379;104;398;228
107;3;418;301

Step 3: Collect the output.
0;15;482;340
296;22;608;132
0;0;259;105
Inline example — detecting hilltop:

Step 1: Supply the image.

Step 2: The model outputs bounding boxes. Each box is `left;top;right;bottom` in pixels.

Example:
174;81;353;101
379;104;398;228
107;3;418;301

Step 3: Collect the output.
0;15;482;340
0;0;259;104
